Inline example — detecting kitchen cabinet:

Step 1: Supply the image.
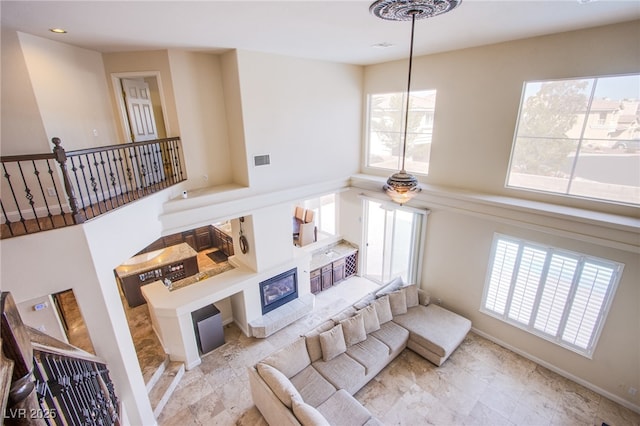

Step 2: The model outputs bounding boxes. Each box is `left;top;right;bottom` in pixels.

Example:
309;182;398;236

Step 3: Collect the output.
213;226;234;256
321;265;333;291
115;243;199;307
195;226;213;251
309;242;358;294
310;269;322;294
332;257;346;285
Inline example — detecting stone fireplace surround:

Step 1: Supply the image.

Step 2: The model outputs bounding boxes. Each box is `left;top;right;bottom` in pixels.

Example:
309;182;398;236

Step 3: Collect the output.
143;253;312;369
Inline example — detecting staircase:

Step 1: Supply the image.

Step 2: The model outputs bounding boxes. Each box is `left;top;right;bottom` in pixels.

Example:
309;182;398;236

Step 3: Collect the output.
146;356;185;418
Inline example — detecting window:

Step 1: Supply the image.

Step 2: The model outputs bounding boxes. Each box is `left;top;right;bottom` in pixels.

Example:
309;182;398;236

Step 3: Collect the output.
481;234;623;357
366;90;437;175
507;73;640;206
302;193;337;237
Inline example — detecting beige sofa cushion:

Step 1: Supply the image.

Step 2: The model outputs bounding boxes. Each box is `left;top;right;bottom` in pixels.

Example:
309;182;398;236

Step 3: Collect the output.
316;389;372;426
290;365;336;408
357;304;380;334
256;362;301;408
373;295;393;324
292;394;330;426
305;320;335;363
313;353;366;395
319;324;347;362
263;336;311;378
403;284;419;308
345;336;389;375
392;304;471;358
388;290;407;316
340;313;367;347
370;321;409;355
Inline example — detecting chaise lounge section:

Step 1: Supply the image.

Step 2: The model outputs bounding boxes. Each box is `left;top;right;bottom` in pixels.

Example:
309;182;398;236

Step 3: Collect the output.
248;278;472;425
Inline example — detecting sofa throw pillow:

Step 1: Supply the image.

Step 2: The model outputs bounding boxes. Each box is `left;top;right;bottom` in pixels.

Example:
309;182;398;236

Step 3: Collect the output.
256;362;301;408
389;290;408;316
263;336;311;378
375;276;404;297
339;313;367;347
353;293;376;310
304;320;335;363
358;303;380;334
319;324;347;362
373;295;393;324
418;288;431;306
403;284;419;308
331;306;357;323
292;394;330;426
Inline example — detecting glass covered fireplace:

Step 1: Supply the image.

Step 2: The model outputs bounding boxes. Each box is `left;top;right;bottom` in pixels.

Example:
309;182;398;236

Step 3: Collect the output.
259;268;298;315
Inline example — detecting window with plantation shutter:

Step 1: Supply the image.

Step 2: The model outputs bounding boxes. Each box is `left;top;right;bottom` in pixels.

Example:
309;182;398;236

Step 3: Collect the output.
481;234;623;357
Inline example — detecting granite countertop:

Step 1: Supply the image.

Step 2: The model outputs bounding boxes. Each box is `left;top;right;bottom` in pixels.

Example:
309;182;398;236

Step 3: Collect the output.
310;240;358;270
114;242;198;278
168;263;235;291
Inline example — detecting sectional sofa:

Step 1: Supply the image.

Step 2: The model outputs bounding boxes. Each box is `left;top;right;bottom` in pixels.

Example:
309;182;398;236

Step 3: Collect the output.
248;278;472;425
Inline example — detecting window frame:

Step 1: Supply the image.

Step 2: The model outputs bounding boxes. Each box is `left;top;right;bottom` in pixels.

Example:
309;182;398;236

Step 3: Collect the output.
364;90;437;177
480;233;623;358
505;73;640;207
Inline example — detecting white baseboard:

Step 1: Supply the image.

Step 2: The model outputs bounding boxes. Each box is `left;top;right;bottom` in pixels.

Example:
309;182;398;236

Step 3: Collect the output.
471;327;640;414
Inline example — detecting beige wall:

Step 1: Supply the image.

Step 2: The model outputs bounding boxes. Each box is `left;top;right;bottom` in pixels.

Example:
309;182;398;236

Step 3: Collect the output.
16;32;118;150
364;20;640;218
167;50;233;188
236;50;363;192
359;21;640;410
0;28;49;154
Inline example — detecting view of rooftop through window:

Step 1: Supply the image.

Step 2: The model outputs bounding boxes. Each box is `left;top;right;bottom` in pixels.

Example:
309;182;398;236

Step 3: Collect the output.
507;73;640;205
367;90;437;176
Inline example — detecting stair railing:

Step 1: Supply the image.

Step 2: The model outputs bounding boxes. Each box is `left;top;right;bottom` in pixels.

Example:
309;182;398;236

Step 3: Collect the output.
1;137;185;238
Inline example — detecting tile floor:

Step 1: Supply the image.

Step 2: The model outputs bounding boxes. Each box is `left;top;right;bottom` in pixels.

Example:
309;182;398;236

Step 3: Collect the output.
156;276;640;426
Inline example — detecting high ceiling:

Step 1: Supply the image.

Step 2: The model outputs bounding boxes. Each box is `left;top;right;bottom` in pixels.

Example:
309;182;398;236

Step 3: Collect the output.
2;0;639;65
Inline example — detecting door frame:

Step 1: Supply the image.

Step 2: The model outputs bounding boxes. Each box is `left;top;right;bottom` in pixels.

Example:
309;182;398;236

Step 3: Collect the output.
361;195;429;285
111;71;170;143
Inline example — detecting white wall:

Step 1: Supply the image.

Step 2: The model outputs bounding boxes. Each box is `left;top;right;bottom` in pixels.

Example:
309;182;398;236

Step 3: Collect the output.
0;28;49;154
17;32;118;150
17;294;67;343
168;50;233;188
236;50;362;192
358;21;640;410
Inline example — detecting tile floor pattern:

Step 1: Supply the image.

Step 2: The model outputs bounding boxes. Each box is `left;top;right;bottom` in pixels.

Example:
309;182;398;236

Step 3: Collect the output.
156;277;640;426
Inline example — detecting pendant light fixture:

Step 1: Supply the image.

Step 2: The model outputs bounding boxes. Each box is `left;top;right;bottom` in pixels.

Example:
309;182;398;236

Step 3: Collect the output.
370;0;462;205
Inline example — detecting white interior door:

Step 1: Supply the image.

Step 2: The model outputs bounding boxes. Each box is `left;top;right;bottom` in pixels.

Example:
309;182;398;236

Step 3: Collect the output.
363;199;425;285
122;78;158;142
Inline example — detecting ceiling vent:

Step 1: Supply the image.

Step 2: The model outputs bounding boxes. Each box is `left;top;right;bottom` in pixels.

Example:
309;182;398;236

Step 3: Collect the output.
254;154;271;167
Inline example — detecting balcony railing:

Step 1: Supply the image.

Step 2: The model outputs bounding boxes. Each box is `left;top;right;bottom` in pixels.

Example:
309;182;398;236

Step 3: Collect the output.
1;137;185;239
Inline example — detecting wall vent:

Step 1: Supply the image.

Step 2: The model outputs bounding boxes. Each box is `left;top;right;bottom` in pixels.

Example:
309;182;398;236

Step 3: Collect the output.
254;154;271;167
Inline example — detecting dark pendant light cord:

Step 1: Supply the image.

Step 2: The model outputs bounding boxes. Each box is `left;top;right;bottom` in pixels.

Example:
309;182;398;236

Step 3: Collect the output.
400;11;417;173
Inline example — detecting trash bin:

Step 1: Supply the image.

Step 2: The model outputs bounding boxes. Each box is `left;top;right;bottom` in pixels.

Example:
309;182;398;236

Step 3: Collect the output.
191;304;225;354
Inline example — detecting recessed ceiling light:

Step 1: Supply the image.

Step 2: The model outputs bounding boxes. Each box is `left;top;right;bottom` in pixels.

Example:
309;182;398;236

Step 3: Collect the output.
49;28;67;34
577;0;598;4
372;42;394;48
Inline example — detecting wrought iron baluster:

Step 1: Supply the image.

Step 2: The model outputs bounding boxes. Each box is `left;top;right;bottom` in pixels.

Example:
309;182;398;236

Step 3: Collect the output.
114;147;131;203
31;159;58;229
16;161;42;231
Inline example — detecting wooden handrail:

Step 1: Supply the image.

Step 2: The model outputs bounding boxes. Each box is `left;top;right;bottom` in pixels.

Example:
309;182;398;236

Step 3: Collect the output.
1;136;185;239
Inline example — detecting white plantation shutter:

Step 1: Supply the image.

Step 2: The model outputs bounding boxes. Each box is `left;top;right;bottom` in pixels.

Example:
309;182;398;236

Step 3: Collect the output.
481;234;622;358
485;239;518;315
508;246;546;324
534;254;577;336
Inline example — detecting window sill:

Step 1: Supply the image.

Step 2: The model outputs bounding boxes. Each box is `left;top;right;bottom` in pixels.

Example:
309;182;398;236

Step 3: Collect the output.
350;173;640;252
